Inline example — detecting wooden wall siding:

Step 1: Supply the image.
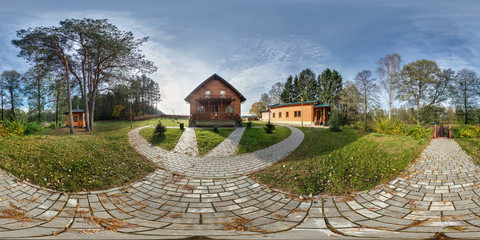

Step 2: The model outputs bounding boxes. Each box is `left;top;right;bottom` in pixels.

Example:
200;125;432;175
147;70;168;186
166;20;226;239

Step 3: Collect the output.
269;103;315;122
188;78;242;116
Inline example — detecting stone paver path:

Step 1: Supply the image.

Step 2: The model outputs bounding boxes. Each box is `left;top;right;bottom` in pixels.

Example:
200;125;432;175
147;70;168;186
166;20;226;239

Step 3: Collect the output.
293;138;480;239
205;127;246;157
173;127;199;156
3;131;480;239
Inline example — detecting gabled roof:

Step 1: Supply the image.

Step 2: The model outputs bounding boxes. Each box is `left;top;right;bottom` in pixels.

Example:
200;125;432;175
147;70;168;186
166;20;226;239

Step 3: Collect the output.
184;73;247;103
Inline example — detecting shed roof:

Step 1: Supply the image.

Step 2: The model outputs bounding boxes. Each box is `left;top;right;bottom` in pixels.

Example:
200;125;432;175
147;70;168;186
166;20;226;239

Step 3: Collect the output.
184;73;247;103
63;109;84;114
269;100;318;109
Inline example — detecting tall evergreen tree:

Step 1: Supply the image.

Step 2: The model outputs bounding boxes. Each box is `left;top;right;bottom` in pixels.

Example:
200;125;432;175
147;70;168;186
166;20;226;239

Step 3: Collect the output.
318;68;343;106
280;75;295;103
294;68;317;101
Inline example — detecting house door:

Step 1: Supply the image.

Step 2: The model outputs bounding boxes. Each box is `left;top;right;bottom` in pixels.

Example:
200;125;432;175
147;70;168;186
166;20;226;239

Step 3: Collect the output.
316;110;324;125
211;105;219;119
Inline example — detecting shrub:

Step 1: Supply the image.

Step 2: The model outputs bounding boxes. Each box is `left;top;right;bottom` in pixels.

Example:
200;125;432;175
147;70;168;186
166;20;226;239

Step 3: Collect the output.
373;117;429;139
455;125;480;138
328;111;341;132
213;126;219;133
0;119;25;137
49;122;56;128
264;122;275;133
24;122;43;135
153;121;167;137
348;121;374;132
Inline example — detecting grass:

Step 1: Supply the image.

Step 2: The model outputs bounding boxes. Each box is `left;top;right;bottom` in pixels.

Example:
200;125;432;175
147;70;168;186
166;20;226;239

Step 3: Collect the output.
237;127;291;154
139;128;183;150
252;127;429;196
242;121;268;127
195;128;235;155
0;118;185;192
455;138;480;165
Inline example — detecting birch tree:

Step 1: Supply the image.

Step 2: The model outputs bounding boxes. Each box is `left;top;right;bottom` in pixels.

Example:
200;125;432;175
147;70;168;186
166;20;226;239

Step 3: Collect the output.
377;53;401;119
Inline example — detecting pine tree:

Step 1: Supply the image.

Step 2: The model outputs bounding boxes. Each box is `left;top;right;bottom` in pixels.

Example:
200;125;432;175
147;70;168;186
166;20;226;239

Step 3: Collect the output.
280;75;294;103
318;68;343;106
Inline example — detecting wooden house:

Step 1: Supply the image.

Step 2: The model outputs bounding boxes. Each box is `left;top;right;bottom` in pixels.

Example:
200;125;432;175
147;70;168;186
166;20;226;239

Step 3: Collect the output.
185;74;246;127
262;101;330;126
64;109;86;128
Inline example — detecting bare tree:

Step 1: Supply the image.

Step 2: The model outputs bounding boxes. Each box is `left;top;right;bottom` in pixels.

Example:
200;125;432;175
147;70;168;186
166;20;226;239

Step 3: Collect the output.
268;82;284;105
354;70;378;122
452;69;480;124
377;53;401;120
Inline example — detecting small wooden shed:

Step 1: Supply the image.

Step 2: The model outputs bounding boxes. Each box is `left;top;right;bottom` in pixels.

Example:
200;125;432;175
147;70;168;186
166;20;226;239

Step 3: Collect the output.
64;109;86;128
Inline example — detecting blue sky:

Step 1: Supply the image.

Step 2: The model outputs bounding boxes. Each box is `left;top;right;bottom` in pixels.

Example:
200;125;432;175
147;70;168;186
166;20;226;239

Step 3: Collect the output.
1;0;480;115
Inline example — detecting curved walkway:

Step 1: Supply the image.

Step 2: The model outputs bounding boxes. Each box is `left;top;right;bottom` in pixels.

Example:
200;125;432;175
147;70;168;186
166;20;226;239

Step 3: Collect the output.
1;129;480;238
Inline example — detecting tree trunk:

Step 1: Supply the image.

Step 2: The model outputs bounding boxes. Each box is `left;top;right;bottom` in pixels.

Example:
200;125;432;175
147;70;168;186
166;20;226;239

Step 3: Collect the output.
83;88;90;131
464;83;468;124
388;78;392;120
364;88;367;122
64;60;75;134
1;90;3;121
37;80;41;123
89;88;97;131
9;88;15;120
55;92;59;126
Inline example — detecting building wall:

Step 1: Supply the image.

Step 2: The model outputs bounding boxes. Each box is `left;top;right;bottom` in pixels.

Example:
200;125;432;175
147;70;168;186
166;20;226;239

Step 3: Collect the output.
269;103;314;123
188;78;242;116
65;113;85;127
261;111;270;121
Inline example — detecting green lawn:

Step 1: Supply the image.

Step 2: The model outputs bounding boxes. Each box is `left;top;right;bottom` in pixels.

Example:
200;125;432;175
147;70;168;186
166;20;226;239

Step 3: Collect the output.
455;138;480;165
0;118;185;192
252;127;428;196
195;128;235;155
237;127;291;154
139;127;183;150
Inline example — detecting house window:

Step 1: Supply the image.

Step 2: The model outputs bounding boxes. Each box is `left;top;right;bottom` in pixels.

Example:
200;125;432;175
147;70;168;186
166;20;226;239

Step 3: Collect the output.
226;106;234;113
294;111;301;117
286;112;289;118
74;116;78;122
197;106;205;114
273;113;275;118
220;90;225;96
205;90;210;95
79;114;83;121
279;112;282;118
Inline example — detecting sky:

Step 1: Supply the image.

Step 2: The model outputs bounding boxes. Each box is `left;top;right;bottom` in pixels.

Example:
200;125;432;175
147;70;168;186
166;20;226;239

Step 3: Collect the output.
1;0;480;115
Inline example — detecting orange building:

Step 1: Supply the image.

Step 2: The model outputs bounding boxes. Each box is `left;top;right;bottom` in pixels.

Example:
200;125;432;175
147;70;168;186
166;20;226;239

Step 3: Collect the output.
64;109;86;128
185;74;246;127
263;101;330;126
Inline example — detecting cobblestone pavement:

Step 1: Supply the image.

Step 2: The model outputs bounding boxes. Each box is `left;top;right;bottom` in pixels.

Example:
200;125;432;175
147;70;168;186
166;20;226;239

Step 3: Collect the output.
205;127;246;157
2;131;480;239
173;127;199;156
